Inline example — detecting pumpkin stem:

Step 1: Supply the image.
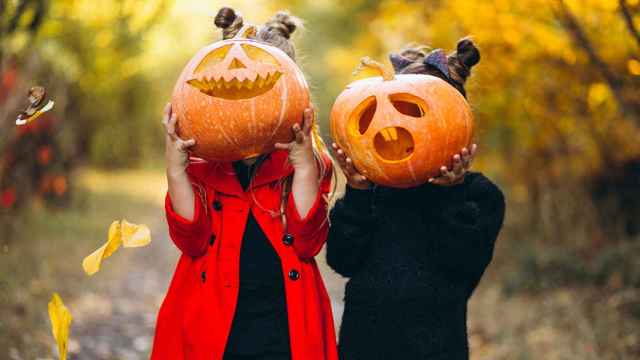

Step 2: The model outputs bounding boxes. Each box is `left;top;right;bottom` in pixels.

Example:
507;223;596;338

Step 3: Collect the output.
353;57;394;81
233;24;257;40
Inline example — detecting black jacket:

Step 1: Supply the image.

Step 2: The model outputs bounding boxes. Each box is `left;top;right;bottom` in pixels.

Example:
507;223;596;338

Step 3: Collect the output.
326;172;505;360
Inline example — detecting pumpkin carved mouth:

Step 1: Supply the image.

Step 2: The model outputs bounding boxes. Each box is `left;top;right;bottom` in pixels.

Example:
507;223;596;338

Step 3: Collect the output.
373;126;415;162
187;71;283;100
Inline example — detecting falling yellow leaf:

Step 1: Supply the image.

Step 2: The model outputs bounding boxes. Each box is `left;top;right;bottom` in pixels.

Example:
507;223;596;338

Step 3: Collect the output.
48;293;72;360
82;220;151;276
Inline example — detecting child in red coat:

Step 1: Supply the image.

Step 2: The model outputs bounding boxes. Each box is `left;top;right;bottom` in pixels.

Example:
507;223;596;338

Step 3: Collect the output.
150;8;337;360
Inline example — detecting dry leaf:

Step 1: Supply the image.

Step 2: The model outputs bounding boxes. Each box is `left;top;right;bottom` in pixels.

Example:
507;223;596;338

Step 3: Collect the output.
82;220;151;276
48;292;72;360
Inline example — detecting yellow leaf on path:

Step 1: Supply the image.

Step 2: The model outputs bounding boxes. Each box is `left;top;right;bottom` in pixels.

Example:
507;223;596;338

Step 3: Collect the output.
82;220;151;276
48;293;72;360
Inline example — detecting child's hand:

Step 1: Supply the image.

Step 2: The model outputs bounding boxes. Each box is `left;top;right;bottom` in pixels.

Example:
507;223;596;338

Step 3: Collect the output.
163;103;196;177
429;144;477;186
275;108;317;174
331;143;372;190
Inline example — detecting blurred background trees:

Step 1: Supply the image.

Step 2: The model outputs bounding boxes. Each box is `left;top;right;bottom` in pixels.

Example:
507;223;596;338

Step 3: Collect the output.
1;0;639;357
1;0;639;280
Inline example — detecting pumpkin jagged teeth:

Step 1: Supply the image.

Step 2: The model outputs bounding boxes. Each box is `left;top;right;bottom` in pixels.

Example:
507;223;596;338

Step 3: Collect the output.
380;128;392;141
388;127;398;141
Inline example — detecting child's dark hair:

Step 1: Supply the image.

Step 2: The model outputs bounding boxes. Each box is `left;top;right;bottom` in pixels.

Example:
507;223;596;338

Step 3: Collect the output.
214;7;301;60
390;38;480;97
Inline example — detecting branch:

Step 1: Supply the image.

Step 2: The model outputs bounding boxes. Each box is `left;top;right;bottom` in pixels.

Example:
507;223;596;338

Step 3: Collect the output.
554;0;639;121
619;0;640;48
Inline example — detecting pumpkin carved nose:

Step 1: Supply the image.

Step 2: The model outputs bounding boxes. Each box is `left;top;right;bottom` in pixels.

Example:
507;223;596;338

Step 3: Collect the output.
228;58;246;70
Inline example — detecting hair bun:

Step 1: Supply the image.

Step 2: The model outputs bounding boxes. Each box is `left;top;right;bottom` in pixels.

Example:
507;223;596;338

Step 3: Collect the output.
214;7;237;29
456;38;480;69
214;7;244;39
269;11;301;39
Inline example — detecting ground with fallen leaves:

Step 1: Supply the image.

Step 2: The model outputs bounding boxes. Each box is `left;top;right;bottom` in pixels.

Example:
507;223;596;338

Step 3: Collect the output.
0;168;638;359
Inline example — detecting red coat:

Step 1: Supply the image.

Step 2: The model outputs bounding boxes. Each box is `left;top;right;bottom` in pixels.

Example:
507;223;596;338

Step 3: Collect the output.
150;150;338;360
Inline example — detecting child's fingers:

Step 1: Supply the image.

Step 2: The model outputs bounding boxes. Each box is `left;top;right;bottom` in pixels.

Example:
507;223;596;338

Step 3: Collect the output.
163;103;172;121
466;144;478;169
302;108;313;135
470;143;478;157
452;154;463;176
354;174;369;184
461;147;471;168
345;157;359;176
274;142;292;150
429;176;449;185
440;166;456;181
334;149;347;167
181;139;196;148
292;123;304;144
167;114;178;136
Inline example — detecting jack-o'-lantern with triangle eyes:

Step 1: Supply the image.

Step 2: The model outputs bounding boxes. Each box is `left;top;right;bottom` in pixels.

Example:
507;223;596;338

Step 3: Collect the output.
172;26;310;161
330;59;474;188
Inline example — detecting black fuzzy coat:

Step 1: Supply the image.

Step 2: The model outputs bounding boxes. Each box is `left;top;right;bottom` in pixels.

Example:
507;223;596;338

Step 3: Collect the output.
326;172;505;360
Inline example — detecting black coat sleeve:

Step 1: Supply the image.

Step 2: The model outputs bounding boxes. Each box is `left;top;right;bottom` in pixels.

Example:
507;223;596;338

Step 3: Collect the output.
424;174;506;282
326;186;376;278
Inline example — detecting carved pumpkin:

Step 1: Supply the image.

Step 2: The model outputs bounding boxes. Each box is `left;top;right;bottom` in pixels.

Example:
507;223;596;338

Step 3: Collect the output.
171;26;310;161
330;59;473;188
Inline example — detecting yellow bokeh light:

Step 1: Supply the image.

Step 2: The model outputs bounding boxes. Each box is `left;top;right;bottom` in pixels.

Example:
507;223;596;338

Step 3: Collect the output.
628;59;640;76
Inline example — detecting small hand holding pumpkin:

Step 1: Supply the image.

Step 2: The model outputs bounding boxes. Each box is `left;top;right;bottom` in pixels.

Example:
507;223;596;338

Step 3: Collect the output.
275;108;317;174
163;103;196;177
331;143;372;190
429;144;477;186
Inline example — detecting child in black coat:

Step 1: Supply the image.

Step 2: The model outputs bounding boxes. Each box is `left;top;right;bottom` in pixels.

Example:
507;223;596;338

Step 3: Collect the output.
327;39;506;360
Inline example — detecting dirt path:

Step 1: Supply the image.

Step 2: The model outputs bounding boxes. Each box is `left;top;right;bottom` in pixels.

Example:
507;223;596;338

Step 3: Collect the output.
65;219;637;360
69;210;177;359
67;208;348;359
4;169;636;359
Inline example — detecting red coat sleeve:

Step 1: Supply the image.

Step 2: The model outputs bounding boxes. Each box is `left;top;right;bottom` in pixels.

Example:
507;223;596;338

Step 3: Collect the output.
285;156;333;259
165;186;211;258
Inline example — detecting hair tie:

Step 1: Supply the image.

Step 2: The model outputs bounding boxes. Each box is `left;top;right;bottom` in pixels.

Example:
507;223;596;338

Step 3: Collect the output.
423;49;449;78
389;53;414;73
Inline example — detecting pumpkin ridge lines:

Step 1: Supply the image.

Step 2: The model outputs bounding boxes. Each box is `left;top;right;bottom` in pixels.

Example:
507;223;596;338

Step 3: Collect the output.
406;161;418;183
250;99;257;154
268;79;289;144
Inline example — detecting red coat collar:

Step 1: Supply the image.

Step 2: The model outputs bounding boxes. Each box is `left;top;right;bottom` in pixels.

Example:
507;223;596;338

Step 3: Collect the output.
186;150;293;197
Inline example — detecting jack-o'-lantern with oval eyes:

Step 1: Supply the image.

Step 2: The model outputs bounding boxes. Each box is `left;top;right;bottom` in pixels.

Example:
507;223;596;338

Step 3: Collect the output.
171;26;310;161
330;59;474;188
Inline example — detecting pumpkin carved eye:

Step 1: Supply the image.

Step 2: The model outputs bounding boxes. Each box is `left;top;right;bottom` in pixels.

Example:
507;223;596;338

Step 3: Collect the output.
349;96;377;136
240;44;280;66
389;93;426;117
193;44;233;73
